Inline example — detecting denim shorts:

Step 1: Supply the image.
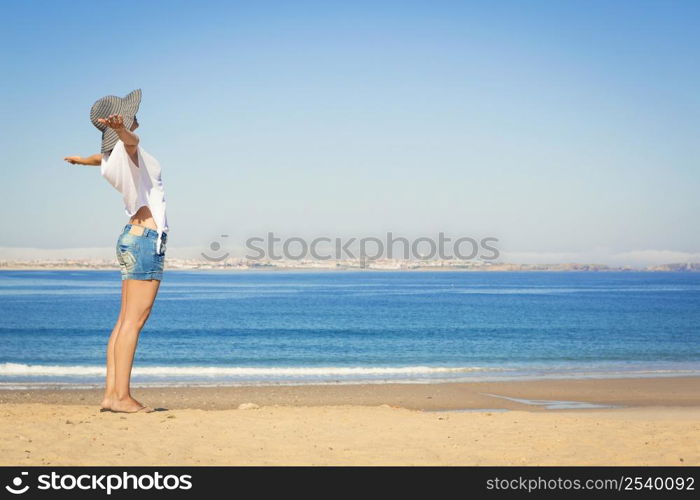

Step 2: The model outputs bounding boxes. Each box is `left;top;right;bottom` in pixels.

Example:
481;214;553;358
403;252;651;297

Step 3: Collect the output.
116;224;167;281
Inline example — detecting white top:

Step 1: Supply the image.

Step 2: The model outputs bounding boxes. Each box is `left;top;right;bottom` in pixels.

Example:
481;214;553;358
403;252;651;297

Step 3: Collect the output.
101;140;169;255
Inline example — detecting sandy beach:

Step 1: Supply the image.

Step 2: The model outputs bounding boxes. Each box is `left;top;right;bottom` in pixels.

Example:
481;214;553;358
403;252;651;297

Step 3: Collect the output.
1;376;699;466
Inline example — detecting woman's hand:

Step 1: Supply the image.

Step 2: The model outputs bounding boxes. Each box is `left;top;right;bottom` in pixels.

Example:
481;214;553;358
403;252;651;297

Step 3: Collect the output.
97;113;139;148
64;156;83;164
97;114;126;131
64;154;102;166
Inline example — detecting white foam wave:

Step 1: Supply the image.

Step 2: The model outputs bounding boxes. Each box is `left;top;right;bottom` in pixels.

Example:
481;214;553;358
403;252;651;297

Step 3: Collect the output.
0;363;497;378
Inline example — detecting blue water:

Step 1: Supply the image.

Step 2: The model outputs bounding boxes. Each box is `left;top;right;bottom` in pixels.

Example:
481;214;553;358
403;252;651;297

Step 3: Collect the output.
0;270;699;388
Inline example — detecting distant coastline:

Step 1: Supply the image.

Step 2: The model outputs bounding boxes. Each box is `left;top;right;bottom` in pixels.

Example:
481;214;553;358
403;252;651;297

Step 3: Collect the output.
1;258;699;272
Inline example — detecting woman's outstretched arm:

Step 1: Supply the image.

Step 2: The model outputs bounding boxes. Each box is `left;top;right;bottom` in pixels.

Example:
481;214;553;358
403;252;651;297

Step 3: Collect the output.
98;114;140;164
99;114;140;151
64;154;102;166
65;114;140;167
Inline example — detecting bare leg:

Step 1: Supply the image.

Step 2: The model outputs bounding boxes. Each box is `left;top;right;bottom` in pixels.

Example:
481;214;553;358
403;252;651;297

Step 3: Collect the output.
100;281;128;409
110;278;161;412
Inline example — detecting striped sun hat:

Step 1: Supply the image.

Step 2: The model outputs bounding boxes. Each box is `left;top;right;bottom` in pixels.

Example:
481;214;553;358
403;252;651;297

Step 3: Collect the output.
90;88;142;153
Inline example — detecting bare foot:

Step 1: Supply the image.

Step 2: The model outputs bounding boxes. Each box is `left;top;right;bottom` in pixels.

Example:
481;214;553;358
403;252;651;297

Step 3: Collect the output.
100;394;116;410
108;397;154;413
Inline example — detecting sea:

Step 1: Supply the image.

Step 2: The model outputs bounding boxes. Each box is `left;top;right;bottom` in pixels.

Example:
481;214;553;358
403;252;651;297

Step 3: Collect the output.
0;270;698;389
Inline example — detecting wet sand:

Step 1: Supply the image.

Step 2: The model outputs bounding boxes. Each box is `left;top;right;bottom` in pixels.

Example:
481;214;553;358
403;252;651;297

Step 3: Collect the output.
1;376;698;411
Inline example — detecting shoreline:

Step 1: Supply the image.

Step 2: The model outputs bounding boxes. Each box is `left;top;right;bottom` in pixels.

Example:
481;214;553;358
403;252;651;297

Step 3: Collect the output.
2;376;698;411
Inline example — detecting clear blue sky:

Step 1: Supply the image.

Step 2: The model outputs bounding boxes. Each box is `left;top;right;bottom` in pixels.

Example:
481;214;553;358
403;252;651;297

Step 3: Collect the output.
1;0;698;263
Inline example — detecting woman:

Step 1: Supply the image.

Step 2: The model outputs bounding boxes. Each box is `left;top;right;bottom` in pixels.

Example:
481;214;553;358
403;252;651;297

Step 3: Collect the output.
64;89;168;413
